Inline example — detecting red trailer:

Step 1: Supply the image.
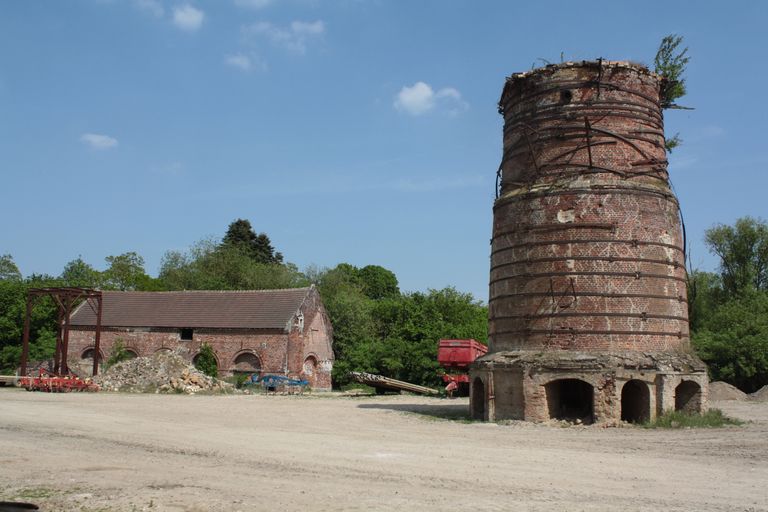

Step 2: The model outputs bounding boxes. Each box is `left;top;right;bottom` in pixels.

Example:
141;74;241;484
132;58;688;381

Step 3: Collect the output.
437;339;487;396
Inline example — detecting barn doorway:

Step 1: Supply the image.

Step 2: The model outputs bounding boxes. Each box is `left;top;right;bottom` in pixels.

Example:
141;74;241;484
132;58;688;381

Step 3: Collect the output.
675;381;702;413
621;380;650;423
545;379;594;424
471;377;486;421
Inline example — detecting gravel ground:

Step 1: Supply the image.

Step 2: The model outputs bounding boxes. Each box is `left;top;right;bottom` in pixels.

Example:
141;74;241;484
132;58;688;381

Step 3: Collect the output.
0;389;766;512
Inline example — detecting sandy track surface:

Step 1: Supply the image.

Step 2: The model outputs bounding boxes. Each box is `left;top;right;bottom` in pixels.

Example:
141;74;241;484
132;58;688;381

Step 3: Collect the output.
1;390;766;511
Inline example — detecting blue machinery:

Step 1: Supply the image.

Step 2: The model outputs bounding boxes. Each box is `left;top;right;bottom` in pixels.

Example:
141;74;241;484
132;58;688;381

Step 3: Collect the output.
243;374;309;392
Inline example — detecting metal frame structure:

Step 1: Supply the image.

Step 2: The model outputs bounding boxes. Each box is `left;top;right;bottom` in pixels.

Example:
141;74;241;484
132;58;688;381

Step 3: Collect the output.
19;288;103;377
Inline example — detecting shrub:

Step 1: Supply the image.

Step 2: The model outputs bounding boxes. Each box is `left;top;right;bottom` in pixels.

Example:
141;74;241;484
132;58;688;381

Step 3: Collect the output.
194;343;218;378
105;339;132;368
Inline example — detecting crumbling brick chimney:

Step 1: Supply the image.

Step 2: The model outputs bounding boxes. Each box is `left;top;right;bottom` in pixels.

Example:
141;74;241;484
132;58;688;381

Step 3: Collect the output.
470;61;708;424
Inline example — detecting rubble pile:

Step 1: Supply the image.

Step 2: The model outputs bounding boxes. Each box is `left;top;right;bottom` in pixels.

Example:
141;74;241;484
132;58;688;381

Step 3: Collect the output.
94;350;233;394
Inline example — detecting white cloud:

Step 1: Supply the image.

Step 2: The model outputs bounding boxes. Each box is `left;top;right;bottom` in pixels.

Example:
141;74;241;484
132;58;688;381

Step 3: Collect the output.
152;161;184;176
134;0;164;17
243;20;325;55
172;4;204;31
80;133;118;150
394;82;468;116
234;0;272;8
225;53;252;71
224;53;267;72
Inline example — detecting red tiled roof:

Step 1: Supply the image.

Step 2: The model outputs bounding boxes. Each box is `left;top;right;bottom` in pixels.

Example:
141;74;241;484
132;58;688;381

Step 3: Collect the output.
70;288;312;330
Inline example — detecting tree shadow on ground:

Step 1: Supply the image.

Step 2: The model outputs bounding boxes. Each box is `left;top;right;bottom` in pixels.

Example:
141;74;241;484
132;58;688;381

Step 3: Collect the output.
357;402;471;421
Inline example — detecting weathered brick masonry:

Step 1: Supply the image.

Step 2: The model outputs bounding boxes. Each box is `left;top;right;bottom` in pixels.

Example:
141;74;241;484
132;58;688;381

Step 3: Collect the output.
470;61;708;423
68;286;334;391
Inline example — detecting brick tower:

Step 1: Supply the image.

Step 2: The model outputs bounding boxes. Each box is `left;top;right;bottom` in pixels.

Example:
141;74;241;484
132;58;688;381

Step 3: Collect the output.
470;61;708;424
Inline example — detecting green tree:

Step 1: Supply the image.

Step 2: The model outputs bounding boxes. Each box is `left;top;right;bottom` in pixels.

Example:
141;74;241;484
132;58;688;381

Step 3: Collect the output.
61;256;102;288
104;252;152;291
222;219;284;264
687;270;722;332
0;254;21;281
654;34;690;152
313;263;377;383
692;293;768;393
704;217;768;297
194;343;219;378
654;34;689;108
358;265;400;299
312;260;489;388
159;239;306;291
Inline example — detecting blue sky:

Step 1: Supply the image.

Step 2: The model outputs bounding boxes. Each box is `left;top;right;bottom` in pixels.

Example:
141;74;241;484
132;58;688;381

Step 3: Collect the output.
1;0;766;301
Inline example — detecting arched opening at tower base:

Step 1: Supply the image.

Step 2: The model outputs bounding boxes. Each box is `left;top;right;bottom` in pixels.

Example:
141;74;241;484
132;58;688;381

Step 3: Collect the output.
621;380;650;423
471;377;486;421
675;381;702;413
545;379;594;424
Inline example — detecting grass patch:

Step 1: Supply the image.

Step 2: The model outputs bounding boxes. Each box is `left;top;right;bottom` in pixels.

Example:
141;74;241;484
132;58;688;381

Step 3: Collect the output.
14;487;57;499
643;408;743;429
339;383;376;395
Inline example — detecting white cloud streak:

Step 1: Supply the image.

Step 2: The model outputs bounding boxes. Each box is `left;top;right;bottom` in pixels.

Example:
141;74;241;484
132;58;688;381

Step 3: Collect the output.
394;82;468;116
224;53;266;72
225;53;252;71
243;20;325;55
134;0;164;17
234;0;272;8
80;133;118;150
172;4;204;31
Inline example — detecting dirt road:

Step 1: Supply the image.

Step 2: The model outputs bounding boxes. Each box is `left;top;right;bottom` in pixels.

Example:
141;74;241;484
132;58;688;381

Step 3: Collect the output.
1;390;766;511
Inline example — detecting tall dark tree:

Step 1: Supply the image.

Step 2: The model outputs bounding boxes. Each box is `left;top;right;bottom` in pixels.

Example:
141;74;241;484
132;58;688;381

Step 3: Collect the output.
358;265;399;300
222;219;284;264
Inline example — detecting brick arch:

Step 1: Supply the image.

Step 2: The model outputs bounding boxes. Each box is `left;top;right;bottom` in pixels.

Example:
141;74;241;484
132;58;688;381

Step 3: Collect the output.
301;354;319;387
80;347;105;361
232;351;262;374
154;347;173;355
620;379;650;423
675;380;702;413
544;378;594;424
302;354;319;374
121;347;140;359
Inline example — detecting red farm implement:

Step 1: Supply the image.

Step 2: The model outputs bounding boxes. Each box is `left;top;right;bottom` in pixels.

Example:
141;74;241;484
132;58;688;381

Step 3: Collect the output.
19;369;99;393
438;339;488;396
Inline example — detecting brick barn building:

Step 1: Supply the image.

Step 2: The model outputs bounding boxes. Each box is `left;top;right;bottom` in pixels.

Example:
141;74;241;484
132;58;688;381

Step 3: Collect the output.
68;286;334;391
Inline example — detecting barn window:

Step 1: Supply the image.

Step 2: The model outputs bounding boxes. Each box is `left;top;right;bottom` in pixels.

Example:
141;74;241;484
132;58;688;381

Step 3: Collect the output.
180;328;193;341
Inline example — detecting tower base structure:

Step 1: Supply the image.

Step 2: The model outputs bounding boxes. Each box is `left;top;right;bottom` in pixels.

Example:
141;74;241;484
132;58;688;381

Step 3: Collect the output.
469;351;707;424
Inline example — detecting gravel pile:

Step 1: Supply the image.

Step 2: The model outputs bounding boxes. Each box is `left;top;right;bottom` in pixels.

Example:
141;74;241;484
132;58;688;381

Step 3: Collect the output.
709;381;748;401
94;350;233;394
749;384;768;402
